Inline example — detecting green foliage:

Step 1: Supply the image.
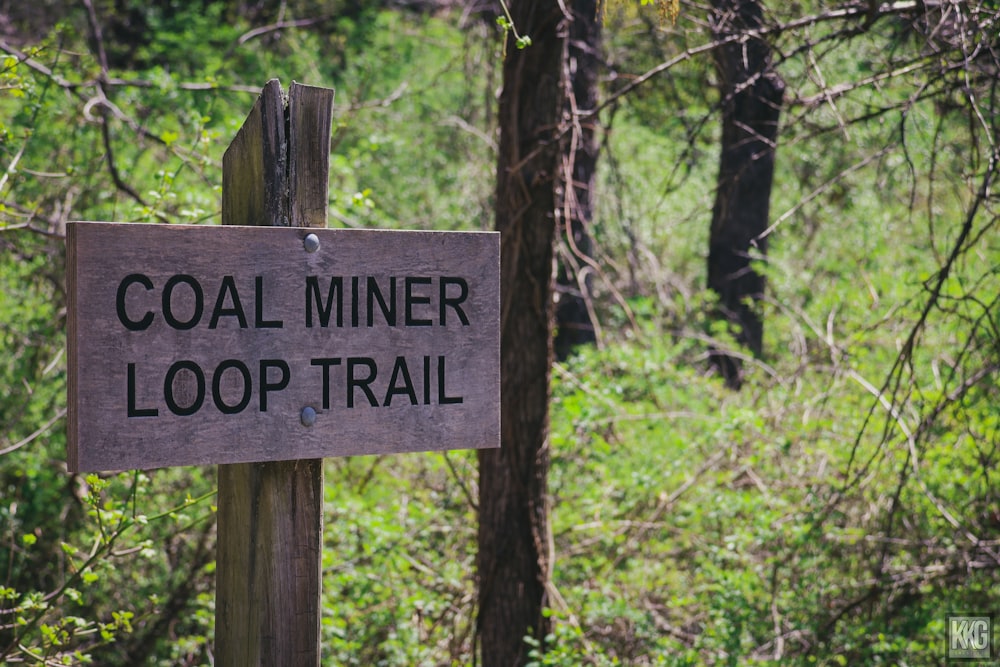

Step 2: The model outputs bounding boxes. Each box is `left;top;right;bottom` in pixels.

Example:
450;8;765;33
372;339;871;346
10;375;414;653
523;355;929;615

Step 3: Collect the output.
1;469;216;664
320;453;478;665
2;6;497;664
495;0;532;51
325;10;496;232
537;4;999;664
0;1;997;665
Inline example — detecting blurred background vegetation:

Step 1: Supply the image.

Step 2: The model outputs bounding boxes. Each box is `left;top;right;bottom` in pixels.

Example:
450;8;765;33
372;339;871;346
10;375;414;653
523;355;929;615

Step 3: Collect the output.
0;0;997;664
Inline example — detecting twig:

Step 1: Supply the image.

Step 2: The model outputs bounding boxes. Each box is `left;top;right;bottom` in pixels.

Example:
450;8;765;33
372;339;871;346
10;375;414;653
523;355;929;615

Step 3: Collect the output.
0;408;67;456
78;0;168;220
236;16;330;45
442;452;478;513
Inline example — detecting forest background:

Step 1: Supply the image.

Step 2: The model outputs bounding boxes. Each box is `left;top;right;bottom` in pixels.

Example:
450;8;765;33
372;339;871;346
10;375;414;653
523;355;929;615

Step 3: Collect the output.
0;0;998;665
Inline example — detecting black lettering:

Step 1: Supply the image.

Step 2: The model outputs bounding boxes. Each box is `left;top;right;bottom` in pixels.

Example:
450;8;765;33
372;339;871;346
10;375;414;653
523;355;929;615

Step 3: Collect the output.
347;357;378;408
162;275;204;330
305;276;343;328
127;363;158;417
405;277;433;326
384;356;417;406
310;358;342;410
209;275;248;329
164;360;205;416
116;274;154;331
259;359;290;412
212;359;252;414
255;276;282;328
367;277;397;326
440;277;470;326
423;355;431;405
437;356;462;404
351;276;360;328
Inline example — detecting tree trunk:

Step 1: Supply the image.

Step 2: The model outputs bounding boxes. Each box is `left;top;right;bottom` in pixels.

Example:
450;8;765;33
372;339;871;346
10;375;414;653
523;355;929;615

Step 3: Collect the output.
477;2;568;665
707;0;784;388
554;0;601;361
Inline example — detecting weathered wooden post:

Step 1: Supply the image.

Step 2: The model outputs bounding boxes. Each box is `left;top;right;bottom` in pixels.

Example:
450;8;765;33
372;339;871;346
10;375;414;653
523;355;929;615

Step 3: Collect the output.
215;79;332;666
66;78;499;667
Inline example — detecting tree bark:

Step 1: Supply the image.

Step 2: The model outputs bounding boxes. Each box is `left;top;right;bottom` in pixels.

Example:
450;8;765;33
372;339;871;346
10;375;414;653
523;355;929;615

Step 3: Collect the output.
707;0;784;388
477;2;568;665
554;0;601;361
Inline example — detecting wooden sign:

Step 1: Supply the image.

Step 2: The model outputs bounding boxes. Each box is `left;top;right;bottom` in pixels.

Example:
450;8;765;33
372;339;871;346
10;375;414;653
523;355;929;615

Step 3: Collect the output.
66;221;500;472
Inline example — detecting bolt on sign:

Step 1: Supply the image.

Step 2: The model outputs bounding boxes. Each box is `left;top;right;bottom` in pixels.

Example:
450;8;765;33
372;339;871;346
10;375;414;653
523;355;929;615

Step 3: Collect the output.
66;222;500;472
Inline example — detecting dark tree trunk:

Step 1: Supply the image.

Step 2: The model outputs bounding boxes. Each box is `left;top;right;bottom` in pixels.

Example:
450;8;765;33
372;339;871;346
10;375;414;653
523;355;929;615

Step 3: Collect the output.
476;2;567;665
554;0;601;361
707;0;784;388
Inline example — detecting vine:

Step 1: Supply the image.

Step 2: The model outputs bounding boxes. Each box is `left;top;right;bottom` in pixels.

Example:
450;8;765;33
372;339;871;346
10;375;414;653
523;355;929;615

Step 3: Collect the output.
496;0;532;53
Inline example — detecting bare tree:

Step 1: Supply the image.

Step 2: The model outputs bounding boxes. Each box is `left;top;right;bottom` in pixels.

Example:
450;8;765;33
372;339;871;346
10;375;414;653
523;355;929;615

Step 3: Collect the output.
706;0;784;388
554;0;602;361
477;2;569;664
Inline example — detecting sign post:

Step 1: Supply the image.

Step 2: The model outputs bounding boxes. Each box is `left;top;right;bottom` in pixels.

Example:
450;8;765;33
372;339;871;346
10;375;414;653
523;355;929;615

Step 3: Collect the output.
216;79;328;667
65;80;500;665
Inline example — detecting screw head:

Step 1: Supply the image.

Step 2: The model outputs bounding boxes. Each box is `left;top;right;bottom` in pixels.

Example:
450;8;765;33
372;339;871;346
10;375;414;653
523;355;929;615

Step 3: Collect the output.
303;233;320;253
300;406;317;427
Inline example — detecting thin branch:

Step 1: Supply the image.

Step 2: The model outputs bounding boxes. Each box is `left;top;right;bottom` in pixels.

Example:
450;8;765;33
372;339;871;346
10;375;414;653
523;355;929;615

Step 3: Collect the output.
236;16;330;45
0;408;67;457
759;146;893;241
78;0;170;220
442;452;478;513
842;145;1000;493
592;1;926;117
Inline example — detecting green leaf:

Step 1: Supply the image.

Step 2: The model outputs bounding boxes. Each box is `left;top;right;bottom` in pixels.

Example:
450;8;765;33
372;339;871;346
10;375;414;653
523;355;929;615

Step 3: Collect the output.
160;130;180;146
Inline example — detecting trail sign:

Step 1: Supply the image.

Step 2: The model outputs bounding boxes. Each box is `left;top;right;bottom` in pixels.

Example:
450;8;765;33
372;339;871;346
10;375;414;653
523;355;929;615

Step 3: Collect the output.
65;79;497;666
66;222;500;472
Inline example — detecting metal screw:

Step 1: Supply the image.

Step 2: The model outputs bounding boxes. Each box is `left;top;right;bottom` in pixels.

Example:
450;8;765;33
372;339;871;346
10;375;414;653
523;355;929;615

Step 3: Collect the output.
300;406;317;427
303;233;320;253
